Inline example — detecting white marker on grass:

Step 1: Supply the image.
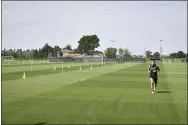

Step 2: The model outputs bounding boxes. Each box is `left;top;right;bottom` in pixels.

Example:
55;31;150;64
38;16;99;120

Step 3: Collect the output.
54;66;56;71
79;66;82;70
23;72;26;79
91;65;92;69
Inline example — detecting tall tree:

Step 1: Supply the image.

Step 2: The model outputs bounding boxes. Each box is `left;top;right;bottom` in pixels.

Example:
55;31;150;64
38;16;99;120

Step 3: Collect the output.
153;52;160;59
145;50;152;58
77;34;100;54
41;43;53;59
38;49;43;58
104;48;117;58
176;51;185;58
118;48;124;57
170;53;177;58
65;44;72;51
1;48;6;56
53;46;61;57
7;49;13;56
12;51;18;58
138;55;144;58
123;48;131;58
33;49;38;59
59;51;63;57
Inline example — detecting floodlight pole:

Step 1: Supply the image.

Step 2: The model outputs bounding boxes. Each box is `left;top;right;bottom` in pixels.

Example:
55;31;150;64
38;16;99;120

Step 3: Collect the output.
111;40;115;64
160;40;163;60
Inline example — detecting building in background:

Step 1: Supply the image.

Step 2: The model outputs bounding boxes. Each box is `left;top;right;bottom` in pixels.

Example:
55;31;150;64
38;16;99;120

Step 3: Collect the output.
61;49;83;58
61;48;104;58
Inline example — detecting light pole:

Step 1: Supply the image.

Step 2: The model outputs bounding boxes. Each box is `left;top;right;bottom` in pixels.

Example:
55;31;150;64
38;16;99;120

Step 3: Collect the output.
144;48;146;57
160;40;163;60
111;40;115;64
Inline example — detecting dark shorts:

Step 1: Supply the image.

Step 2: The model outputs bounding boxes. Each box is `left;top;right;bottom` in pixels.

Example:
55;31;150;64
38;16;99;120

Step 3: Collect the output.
150;75;158;84
150;78;158;84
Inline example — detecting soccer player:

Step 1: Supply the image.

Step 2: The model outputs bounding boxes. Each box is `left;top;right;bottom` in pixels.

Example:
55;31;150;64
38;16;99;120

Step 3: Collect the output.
148;60;160;94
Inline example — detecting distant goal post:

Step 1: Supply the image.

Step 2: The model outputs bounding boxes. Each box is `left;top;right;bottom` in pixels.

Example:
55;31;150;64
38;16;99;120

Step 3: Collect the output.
2;56;14;61
83;55;104;65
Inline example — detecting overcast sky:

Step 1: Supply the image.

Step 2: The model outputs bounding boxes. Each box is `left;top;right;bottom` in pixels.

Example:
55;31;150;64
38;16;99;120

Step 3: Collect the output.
2;1;187;55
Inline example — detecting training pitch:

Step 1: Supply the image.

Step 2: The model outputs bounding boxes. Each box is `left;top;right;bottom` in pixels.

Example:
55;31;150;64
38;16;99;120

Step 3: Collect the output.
2;61;187;124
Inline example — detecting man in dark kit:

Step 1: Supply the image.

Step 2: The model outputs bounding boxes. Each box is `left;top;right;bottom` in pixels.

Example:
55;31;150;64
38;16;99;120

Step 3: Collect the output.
148;59;160;94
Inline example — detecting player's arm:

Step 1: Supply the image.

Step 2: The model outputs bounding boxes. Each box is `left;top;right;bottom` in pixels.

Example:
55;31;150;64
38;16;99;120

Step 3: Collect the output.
156;66;160;72
148;65;150;72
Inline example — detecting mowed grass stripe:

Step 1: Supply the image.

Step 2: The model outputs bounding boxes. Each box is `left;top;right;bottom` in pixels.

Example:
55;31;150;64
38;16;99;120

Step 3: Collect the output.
2;61;121;67
2;63;186;124
2;61;58;67
162;63;187;124
2;63;114;81
2;62;108;73
2;63;138;104
2;63;142;124
2;61;103;68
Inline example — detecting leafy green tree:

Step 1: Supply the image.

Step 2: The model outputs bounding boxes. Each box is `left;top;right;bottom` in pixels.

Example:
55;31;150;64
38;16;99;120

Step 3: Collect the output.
153;52;160;58
38;49;43;59
33;49;38;59
77;34;100;55
176;51;185;58
123;48;132;58
145;50;152;58
170;53;177;58
41;43;53;59
53;46;61;57
104;48;117;58
65;44;72;50
138;55;144;58
118;48;124;57
59;51;63;56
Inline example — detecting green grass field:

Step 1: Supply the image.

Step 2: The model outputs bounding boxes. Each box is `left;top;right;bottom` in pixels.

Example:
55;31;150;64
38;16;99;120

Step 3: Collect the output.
2;61;187;124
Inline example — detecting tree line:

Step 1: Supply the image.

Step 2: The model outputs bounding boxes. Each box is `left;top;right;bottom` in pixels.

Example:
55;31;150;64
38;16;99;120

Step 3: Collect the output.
144;50;187;59
1;34;187;60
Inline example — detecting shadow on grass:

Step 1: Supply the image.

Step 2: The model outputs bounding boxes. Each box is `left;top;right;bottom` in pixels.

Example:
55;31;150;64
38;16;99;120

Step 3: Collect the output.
33;122;47;125
157;90;172;93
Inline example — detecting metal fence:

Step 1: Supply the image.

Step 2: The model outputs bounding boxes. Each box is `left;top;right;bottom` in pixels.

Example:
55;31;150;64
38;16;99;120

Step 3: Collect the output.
104;58;145;63
162;58;187;62
48;56;146;63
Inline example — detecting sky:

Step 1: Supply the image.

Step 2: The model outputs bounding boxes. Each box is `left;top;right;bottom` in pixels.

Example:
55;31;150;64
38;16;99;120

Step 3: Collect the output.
2;1;187;55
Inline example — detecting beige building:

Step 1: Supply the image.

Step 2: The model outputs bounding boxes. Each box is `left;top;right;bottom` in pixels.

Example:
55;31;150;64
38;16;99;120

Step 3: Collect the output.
61;49;83;58
61;49;103;58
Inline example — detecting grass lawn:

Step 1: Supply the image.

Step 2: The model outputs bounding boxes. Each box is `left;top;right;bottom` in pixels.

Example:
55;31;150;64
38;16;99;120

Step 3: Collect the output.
2;61;187;124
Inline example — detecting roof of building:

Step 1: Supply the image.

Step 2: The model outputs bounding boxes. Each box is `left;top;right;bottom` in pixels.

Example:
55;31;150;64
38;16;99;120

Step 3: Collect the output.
61;50;74;53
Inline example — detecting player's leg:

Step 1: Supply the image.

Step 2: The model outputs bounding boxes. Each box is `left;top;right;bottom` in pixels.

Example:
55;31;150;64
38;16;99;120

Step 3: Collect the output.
154;78;158;91
150;78;153;88
150;78;155;94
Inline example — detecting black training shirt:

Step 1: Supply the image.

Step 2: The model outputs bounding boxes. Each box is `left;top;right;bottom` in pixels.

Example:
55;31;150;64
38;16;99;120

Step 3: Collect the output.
148;64;160;78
